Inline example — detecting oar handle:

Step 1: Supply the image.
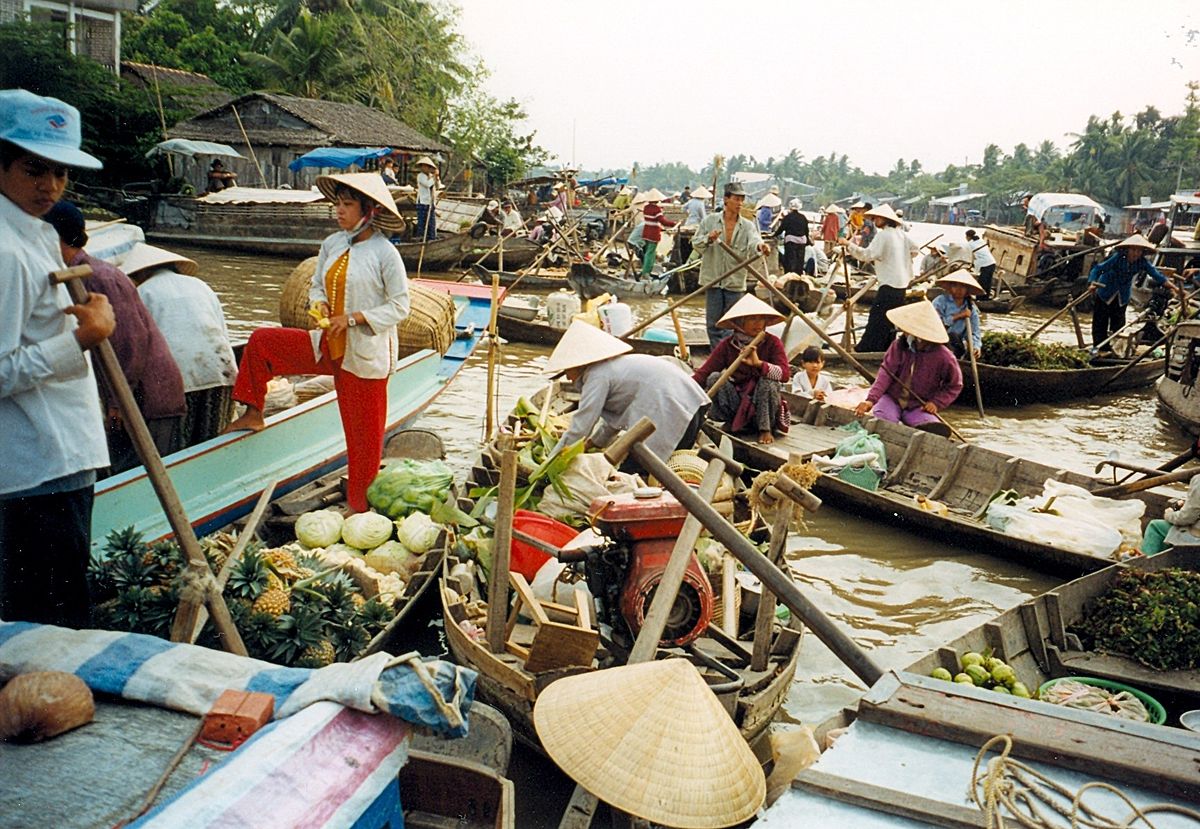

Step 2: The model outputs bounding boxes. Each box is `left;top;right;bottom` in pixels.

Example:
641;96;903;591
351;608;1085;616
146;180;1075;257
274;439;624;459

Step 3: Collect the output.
1027;289;1093;340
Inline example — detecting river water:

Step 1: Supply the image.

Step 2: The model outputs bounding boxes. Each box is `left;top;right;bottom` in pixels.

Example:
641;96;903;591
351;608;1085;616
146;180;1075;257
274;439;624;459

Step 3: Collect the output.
170;234;1189;824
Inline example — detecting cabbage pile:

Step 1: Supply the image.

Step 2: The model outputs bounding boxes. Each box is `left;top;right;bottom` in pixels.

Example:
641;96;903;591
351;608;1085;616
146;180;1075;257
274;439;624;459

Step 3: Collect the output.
367;459;455;520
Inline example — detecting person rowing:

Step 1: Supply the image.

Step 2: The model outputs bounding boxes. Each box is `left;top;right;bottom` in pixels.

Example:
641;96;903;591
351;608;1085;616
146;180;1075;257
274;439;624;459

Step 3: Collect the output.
931;271;985;360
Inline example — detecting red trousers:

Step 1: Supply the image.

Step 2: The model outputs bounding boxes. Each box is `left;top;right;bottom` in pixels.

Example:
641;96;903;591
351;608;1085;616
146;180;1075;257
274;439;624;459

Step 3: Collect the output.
233;327;387;512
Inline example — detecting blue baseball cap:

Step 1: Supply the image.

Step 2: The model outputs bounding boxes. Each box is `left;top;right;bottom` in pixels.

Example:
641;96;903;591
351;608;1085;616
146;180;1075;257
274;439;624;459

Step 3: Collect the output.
0;89;102;170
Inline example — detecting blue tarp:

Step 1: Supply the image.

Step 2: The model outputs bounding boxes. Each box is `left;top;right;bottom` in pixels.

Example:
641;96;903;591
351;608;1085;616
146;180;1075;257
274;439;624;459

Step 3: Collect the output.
577;176;627;188
288;147;392;172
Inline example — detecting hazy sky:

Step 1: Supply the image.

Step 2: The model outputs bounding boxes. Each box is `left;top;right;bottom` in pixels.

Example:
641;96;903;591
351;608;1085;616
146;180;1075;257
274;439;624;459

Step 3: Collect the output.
454;0;1200;176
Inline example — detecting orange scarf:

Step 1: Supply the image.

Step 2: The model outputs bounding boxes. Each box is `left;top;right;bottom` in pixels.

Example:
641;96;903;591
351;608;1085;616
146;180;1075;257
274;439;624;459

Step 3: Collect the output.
324;250;350;360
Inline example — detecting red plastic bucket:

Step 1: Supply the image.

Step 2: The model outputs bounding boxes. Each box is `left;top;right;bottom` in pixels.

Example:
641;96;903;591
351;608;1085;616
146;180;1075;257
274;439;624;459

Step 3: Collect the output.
510;510;578;579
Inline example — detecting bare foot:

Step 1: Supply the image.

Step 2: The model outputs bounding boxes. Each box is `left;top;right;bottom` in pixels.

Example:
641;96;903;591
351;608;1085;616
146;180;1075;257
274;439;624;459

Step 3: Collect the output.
224;408;266;433
758;431;774;445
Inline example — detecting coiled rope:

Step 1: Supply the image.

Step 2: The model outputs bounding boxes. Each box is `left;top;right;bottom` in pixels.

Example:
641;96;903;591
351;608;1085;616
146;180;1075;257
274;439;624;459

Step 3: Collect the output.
970;734;1200;828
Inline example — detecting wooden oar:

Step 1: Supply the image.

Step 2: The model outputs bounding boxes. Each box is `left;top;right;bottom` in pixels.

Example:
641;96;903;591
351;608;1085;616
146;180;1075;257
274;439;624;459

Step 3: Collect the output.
51;265;246;654
963;309;986;419
621;250;763;340
840;242;855;349
1091;467;1199;498
1027;289;1094;340
669;309;690;362
706;331;766;399
1094;321;1178;392
1092;285;1200;354
416;186;436;277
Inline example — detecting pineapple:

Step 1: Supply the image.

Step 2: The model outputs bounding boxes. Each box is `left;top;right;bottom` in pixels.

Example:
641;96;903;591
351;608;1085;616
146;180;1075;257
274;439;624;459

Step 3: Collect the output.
228;550;271;600
264;548;301;579
253;587;291;617
301;639;337;667
269;605;328;666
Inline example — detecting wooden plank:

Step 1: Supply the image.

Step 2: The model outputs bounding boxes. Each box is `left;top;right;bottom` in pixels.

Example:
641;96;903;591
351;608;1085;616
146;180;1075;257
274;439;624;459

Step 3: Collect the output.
857;672;1200;800
792;769;987;828
752;506;791;671
928;444;970;501
1018;601;1049;672
972;456;1020;519
883;429;926;487
524;621;599;674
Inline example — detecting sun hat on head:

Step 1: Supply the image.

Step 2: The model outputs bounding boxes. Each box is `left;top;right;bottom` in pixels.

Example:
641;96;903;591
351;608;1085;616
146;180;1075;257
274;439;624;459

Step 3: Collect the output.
691;185;712;199
724;180;747;197
887;300;948;344
756;193;782;209
935;271;985;296
545;320;633;377
717;293;786;329
121;242;199;279
788;198;802;211
486;199;499;210
1116;233;1156;251
44;200;88;248
825;203;845;215
533;659;765;828
864;203;902;226
850;200;867;209
0;89;102;170
413;156;437;171
316;172;405;234
633;187;667;205
769;184;780;194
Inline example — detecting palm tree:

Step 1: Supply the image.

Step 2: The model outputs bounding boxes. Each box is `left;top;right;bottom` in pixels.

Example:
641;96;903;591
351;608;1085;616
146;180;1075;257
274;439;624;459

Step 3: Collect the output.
1108;131;1155;205
243;11;344;98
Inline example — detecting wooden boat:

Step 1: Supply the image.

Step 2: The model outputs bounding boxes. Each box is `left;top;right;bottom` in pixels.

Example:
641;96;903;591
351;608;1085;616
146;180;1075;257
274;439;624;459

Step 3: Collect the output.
496;310;710;358
463;265;573;291
399;751;515;829
91;280;495;554
567;262;673;299
1157;319;1200;435
395;234;481;272
441;385;803;754
712;392;1177;578
458;234;541;271
765;547;1200;824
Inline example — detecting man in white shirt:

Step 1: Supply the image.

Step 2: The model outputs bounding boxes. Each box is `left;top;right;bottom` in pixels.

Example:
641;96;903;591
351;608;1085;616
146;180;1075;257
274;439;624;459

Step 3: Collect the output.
964;229;997;297
413;155;439;241
0;90;114;626
501;200;524;236
838;203;919;352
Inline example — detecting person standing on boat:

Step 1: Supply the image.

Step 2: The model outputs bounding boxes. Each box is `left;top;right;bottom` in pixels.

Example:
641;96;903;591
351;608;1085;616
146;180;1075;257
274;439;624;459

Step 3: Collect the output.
837;203;920;353
640;189;676;278
1086;234;1167;352
0;90;112;627
225;173;409;513
964;229;997;297
500;200;524;237
931;272;984;359
413;156;438;241
821;204;843;258
854;301;962;427
691;295;791;445
777;199;810;276
547;321;710;463
124;244;238;447
45;202;186;472
693;181;770;347
683;188;707;226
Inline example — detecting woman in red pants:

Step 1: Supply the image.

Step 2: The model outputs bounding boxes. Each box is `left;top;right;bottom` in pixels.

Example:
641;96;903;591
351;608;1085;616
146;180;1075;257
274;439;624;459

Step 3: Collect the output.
227;173;409;511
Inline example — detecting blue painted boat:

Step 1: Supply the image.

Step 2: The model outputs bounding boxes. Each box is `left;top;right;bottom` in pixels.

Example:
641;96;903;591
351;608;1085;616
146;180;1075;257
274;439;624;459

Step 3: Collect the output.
92;280;495;553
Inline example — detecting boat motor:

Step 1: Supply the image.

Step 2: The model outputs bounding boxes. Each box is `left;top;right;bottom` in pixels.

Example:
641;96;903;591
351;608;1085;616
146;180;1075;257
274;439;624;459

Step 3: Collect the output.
583;489;714;651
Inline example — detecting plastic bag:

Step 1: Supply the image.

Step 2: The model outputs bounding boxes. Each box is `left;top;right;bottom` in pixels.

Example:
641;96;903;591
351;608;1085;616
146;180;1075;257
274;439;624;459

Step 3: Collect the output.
833;422;887;473
984;478;1144;558
535;452;639;521
1038;479;1145;548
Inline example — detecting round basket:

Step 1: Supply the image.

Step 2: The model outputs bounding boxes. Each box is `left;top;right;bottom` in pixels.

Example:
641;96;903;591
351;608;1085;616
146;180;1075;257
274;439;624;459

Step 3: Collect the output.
658;449;734;501
279;257;319;330
1037;676;1167;724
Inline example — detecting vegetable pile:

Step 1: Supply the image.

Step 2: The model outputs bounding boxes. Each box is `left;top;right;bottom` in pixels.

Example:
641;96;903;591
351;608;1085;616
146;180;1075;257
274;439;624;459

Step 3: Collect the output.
1071;567;1200;671
1039;679;1150;721
980;332;1091;370
367;458;455;520
929;650;1033;698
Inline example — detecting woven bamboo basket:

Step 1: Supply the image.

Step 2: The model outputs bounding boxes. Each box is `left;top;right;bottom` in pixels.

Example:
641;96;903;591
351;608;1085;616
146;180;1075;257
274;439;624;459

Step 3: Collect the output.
278;256;456;357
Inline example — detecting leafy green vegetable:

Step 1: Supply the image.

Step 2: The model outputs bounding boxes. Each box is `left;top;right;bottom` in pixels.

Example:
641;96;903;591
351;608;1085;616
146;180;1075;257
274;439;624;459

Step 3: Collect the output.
981;332;1091;370
367;458;454;520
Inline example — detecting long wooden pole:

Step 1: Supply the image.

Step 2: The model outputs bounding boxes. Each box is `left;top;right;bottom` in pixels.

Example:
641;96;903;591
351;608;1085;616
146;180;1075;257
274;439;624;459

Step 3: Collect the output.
230;105;266;188
484;271;501;440
485;436;518;654
1026;289;1094;341
417;184;436;277
52;266;246;655
621;251;763;340
963;309;985;419
706;331;766;399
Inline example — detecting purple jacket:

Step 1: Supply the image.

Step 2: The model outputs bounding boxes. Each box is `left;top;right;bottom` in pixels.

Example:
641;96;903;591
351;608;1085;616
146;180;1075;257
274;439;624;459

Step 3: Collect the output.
866;338;962;411
72;251;186;419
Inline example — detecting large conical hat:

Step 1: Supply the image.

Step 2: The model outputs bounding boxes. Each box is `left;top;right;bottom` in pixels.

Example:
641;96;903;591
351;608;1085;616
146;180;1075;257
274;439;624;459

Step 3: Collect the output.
887;299;949;343
545;320;633;376
1116;233;1156;251
716;293;786;329
864;203;902;225
691;185;712;199
533;660;765;828
413;155;438;171
756;193;782;209
120;243;198;279
316;172;406;235
935;271;985;296
633;187;667;205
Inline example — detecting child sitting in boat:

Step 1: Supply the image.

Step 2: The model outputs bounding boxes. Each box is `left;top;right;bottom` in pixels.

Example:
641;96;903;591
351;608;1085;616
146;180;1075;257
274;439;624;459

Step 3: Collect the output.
692;295;791;444
792;346;833;402
931;272;984;359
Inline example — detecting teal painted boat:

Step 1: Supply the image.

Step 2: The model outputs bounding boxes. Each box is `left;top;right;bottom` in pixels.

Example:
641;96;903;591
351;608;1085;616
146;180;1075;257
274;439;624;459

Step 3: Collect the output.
91;279;495;553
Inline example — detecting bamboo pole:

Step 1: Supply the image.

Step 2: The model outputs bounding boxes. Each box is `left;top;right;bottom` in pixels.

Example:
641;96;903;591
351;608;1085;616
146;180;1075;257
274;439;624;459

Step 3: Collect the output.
484;270;501;440
230;105;267;188
706;331;766;399
1027;289;1094;341
485;435;518;654
963;310;985;419
621;251;763;340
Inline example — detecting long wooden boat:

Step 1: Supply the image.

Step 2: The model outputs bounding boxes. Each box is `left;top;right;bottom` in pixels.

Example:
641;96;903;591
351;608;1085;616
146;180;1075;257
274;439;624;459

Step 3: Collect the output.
91;280;495;554
495;309;710;358
712;392;1177;578
457;235;542;271
442;385;803;754
458;264;572;291
1157;318;1200;435
567;262;673;299
400;751;515;829
765;549;1200;824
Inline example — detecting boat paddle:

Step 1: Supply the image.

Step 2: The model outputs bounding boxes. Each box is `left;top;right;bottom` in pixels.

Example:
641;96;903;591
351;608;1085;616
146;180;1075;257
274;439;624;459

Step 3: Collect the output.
1026;289;1094;341
620;250;764;340
963;309;987;419
705;331;766;399
51;265;247;655
1091;285;1200;354
1091;466;1200;498
416;182;436;277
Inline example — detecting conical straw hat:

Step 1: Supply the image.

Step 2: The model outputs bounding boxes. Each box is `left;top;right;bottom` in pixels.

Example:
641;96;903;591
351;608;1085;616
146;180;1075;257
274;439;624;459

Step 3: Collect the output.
533;659;765;827
864;203;902;225
121;242;198;278
1116;233;1155;250
691;185;712;199
633;187;667;205
545;320;633;376
935;271;985;295
316;172;406;235
886;299;948;343
756;193;782;209
717;293;786;329
413;156;438;171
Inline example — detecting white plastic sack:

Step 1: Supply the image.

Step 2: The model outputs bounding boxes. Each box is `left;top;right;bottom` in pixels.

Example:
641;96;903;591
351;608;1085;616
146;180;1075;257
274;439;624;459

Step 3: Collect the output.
985;502;1122;558
536;452;639;521
1039;479;1145;547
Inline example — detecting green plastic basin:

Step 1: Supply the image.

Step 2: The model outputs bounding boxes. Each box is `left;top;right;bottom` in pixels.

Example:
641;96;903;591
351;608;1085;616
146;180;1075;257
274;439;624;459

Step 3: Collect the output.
1037;676;1167;725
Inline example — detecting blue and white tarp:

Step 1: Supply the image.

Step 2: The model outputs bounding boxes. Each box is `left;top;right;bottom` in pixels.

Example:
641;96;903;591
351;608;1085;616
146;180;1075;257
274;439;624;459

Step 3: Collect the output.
288;147;393;172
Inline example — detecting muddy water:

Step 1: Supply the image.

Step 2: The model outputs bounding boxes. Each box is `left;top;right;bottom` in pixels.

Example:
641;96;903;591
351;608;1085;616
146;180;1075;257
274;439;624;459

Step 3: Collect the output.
173;240;1187;822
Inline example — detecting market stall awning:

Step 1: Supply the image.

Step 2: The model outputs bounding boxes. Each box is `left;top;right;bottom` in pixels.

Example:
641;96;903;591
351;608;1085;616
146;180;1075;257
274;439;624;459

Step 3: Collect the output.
287;146;392;172
146;139;244;159
929;193;985;206
1028;192;1102;221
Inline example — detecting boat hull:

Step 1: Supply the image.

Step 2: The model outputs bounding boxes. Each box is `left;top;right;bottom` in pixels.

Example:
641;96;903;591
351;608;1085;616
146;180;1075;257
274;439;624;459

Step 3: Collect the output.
567;263;672;299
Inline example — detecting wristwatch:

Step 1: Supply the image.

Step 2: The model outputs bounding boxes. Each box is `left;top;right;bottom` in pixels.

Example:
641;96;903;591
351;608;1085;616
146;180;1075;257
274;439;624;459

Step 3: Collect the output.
348;315;357;327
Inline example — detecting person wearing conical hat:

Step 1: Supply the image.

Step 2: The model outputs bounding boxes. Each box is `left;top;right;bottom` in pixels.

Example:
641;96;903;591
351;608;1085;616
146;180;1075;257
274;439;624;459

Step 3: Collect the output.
838;203;921;353
639;188;677;277
548;321;709;463
226;172;410;512
853;301;962;428
1086;233;1168;352
777;198;810;276
931;272;985;359
691;295;791;444
413;155;439;241
821;204;844;258
683;186;707;227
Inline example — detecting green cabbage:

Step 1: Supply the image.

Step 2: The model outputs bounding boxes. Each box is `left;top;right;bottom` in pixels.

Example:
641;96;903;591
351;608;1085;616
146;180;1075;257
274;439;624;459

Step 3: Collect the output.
395;511;440;554
366;458;454;520
341;512;394;550
364;540;419;578
295;509;344;548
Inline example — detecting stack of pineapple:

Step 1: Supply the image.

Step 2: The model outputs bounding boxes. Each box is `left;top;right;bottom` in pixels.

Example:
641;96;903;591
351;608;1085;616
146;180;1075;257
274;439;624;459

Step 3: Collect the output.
90;527;396;668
